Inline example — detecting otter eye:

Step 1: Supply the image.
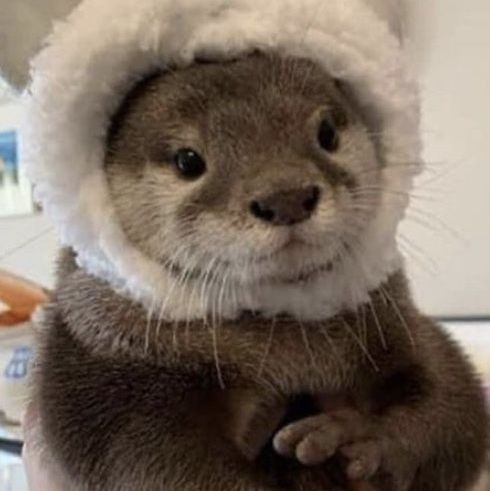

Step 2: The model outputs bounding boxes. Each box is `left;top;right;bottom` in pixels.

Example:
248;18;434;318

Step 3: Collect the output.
317;119;339;153
173;148;206;179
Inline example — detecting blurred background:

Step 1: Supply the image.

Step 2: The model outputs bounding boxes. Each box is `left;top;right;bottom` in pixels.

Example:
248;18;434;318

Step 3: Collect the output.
0;0;489;489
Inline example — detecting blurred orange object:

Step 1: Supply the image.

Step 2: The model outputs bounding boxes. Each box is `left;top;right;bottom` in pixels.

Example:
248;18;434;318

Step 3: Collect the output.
0;269;49;326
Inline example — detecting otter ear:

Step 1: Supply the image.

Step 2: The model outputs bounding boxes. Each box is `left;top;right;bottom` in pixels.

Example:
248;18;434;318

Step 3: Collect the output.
0;0;80;91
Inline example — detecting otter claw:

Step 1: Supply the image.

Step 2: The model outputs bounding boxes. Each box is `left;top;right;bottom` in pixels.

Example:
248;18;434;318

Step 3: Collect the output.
341;440;382;480
273;414;346;466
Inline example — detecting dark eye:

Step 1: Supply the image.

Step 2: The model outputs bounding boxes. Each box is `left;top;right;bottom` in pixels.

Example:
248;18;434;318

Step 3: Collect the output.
173;148;206;179
317;119;339;153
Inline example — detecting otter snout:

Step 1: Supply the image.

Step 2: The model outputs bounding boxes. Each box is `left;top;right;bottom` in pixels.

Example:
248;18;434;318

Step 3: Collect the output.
249;186;321;226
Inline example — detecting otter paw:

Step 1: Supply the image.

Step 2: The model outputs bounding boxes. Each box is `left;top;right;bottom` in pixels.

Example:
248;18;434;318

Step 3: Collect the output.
273;411;365;466
340;440;382;481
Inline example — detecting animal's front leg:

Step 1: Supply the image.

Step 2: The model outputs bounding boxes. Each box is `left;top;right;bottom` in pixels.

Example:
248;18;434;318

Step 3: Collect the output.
274;342;487;491
273;408;366;467
224;388;287;461
273;406;393;487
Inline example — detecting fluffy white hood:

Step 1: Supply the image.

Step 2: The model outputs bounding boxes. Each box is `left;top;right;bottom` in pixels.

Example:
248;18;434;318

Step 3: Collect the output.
22;0;421;320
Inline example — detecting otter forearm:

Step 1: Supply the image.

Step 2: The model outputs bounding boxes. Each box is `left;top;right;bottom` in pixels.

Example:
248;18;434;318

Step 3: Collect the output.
372;320;488;491
36;311;286;491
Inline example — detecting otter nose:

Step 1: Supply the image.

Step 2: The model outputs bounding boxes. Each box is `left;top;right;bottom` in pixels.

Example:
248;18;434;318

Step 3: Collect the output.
249;186;321;226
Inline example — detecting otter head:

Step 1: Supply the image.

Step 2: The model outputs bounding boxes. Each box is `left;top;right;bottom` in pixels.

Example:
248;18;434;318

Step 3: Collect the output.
105;53;385;320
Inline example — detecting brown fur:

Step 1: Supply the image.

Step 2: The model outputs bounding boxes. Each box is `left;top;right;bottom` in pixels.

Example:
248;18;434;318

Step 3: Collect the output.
32;253;488;491
32;53;488;491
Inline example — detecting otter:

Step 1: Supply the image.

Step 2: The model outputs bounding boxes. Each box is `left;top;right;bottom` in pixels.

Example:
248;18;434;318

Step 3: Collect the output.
30;54;488;491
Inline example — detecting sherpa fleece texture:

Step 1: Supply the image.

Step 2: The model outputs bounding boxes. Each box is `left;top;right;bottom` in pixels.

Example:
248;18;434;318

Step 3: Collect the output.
22;0;422;320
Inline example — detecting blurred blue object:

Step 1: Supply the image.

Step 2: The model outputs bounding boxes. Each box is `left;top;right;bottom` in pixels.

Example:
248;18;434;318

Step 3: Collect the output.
0;131;18;170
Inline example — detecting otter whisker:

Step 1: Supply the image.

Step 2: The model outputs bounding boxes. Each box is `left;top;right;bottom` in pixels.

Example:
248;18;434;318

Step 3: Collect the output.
216;267;231;323
184;255;214;342
406;205;462;240
359;303;369;350
352;187;435;203
191;250;227;386
154;242;195;343
200;256;220;325
318;322;343;367
349;237;388;350
398;233;438;276
298;317;316;367
379;284;416;348
209;267;228;390
367;298;387;350
210;321;225;390
211;267;224;326
340;318;379;372
177;253;196;339
144;296;156;355
257;315;277;377
171;249;196;353
184;266;207;342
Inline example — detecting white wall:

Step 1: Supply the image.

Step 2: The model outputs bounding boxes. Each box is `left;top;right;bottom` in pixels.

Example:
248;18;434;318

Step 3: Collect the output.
0;214;58;288
402;0;490;317
0;102;21;130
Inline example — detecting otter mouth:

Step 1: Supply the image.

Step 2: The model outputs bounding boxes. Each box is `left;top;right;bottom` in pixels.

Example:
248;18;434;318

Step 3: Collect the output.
253;236;315;264
161;253;335;286
159;237;339;286
256;238;338;284
270;260;334;285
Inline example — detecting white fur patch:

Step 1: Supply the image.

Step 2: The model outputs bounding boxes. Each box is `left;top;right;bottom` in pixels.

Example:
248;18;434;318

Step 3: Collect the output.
22;0;421;321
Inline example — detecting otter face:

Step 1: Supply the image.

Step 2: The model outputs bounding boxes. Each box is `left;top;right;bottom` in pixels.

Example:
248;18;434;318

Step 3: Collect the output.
105;53;382;295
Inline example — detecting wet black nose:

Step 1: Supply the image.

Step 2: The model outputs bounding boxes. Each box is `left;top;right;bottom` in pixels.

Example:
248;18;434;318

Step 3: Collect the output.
250;186;321;226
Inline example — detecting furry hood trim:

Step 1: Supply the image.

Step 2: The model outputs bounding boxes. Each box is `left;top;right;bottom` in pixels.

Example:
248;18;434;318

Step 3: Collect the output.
23;0;421;320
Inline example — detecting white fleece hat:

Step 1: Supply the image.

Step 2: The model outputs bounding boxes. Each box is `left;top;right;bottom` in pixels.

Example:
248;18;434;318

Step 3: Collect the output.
22;0;421;319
